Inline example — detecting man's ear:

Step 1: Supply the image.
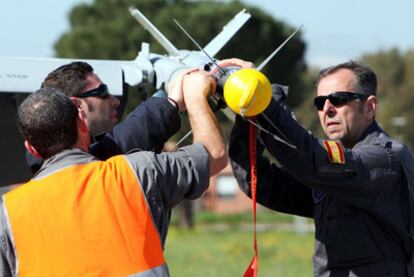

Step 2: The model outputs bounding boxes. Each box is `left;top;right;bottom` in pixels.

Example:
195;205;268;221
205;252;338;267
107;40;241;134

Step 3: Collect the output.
70;97;82;108
75;109;91;151
24;140;41;159
77;110;89;134
365;95;377;121
71;97;88;120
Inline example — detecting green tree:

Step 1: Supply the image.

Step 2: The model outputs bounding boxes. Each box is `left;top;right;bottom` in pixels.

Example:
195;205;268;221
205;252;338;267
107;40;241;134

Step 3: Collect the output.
362;48;414;150
293;66;323;137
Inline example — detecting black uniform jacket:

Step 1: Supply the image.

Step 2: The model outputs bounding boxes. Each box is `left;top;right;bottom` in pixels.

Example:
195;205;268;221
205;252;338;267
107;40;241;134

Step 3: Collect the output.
229;86;414;276
27;96;180;173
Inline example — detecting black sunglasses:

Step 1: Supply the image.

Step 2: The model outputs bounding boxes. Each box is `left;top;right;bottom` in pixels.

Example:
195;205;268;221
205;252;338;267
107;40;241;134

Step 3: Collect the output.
76;84;110;99
314;91;368;111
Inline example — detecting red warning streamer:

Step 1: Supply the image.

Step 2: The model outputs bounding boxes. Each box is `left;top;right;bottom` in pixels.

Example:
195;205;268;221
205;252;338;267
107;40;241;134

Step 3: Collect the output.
244;119;258;277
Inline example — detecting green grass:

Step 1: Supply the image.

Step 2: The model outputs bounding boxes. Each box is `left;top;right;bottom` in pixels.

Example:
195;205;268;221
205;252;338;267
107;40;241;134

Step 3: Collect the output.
164;226;314;276
193;210;295;225
171;209;301;226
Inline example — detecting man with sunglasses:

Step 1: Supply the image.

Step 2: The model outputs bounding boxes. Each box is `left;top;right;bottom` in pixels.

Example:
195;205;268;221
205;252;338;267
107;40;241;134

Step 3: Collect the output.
230;61;414;275
26;61;181;173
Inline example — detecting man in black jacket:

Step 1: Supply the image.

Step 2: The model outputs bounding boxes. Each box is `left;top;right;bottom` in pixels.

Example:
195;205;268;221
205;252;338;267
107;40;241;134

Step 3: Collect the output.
230;61;414;276
27;61;181;172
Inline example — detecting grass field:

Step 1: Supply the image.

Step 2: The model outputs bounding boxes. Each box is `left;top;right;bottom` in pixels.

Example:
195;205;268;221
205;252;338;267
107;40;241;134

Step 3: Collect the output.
164;225;314;276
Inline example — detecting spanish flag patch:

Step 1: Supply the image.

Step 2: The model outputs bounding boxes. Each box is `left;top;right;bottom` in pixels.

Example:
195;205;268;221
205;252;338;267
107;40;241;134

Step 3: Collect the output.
323;140;345;164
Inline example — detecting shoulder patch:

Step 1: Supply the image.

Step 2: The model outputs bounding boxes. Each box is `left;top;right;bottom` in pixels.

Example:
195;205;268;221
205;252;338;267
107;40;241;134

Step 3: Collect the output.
323;140;345;164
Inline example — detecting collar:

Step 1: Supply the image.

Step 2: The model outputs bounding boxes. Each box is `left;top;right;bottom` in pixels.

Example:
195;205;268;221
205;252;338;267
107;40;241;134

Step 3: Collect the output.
34;148;97;180
353;121;389;148
90;132;106;144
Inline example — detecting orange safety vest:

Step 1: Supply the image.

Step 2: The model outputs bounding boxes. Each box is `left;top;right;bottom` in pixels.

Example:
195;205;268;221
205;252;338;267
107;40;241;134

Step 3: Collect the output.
3;155;166;276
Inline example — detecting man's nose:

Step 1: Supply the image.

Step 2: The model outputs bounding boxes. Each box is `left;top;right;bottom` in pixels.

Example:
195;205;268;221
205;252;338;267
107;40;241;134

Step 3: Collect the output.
323;99;336;115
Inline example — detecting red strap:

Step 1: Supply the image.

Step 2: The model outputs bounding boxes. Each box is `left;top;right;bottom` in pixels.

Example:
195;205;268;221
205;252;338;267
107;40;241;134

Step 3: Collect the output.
244;120;258;277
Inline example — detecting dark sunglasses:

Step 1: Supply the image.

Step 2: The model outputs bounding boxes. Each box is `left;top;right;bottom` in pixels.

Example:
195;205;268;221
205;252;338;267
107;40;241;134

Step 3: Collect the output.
76;84;110;99
314;91;368;111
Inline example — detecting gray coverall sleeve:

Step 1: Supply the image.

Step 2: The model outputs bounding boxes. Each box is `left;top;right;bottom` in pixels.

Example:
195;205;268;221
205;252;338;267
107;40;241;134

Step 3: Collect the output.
125;143;210;209
125;143;210;244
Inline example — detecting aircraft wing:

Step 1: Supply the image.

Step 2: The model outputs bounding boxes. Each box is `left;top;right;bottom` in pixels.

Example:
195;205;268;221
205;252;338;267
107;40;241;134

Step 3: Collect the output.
0;57;125;95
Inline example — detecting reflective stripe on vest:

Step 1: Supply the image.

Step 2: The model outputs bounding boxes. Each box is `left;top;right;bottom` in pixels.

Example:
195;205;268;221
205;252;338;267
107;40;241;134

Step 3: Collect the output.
3;155;166;276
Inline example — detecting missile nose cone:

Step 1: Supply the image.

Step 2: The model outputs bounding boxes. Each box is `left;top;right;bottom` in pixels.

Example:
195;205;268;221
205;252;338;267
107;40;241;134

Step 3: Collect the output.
223;68;272;116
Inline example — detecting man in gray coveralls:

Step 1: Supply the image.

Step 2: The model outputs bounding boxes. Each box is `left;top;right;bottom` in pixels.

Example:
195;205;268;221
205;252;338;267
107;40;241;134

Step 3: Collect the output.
0;70;227;276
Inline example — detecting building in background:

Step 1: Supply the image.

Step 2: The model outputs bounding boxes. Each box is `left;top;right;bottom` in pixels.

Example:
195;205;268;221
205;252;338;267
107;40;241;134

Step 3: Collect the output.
202;163;251;214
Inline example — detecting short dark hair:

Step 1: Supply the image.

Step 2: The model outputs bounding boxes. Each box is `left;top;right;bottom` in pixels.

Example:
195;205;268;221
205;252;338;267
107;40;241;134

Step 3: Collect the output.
41;61;94;97
17;88;78;159
316;61;377;96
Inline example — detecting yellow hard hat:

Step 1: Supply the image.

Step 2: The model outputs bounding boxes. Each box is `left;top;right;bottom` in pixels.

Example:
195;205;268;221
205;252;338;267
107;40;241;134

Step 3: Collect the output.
223;68;272;117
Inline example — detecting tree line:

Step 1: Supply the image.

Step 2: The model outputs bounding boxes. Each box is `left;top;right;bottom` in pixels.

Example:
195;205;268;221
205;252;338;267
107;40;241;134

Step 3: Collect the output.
54;0;414;150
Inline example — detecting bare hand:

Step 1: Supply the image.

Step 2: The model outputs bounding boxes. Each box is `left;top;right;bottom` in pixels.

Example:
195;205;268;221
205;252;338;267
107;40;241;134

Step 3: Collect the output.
182;71;216;106
209;58;255;76
167;69;196;112
218;58;255;69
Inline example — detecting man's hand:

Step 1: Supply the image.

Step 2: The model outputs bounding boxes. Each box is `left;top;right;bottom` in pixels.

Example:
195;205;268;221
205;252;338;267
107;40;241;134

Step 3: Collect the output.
209;58;255;82
167;69;196;112
217;58;255;69
182;71;216;106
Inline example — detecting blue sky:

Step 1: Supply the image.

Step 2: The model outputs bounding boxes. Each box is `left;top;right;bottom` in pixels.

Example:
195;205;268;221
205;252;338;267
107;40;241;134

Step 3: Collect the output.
1;0;413;67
